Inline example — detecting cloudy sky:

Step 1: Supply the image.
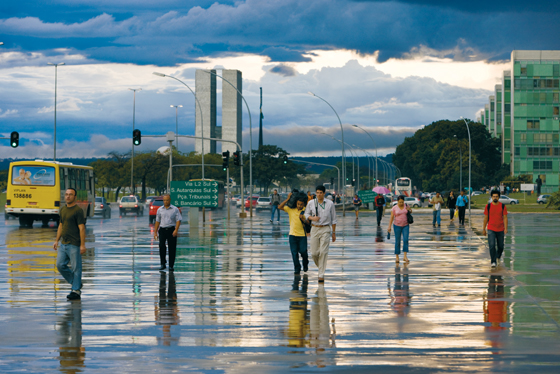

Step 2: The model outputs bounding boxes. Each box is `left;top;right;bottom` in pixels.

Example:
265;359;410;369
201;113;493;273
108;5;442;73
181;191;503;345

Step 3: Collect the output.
0;0;558;159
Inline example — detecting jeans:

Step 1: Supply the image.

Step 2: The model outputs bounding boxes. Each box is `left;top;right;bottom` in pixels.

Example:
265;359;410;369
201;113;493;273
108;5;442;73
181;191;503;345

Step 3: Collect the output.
159;227;177;268
271;205;280;221
56;244;82;291
289;235;309;273
488;230;505;264
432;210;441;225
458;206;466;225
449;208;455;219
376;206;384;226
393;224;409;255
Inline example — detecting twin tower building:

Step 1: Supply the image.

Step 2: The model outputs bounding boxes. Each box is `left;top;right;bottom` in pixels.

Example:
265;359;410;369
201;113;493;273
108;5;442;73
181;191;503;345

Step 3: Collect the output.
194;69;242;155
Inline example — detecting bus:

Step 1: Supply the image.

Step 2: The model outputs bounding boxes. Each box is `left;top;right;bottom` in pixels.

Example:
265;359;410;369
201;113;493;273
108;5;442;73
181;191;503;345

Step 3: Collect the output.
5;160;95;227
395;177;412;197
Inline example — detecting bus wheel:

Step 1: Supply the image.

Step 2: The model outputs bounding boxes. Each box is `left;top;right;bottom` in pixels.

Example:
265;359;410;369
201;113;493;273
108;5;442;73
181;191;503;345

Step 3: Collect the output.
42;218;49;227
19;217;32;227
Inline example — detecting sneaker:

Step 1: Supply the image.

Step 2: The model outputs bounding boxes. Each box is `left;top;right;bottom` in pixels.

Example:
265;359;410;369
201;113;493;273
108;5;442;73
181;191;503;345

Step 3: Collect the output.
491;262;497;268
276;221;280;223
67;291;81;300
269;219;273;223
169;267;174;272
438;224;441;227
303;265;308;272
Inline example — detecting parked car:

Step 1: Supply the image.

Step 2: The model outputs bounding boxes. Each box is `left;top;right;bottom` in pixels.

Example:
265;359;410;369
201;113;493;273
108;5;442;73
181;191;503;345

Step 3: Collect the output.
256;197;271;210
230;195;241;204
245;196;260;208
487;195;519;205
471;191;483;197
94;197;111;218
537;194;551;204
120;195;144;216
145;196;157;205
391;197;421;208
148;196;163;224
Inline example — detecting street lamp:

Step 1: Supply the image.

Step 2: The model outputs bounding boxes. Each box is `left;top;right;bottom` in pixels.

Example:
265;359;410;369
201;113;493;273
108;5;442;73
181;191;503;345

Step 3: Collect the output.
321;133;355;197
47;62;65;161
352;144;374;189
309;92;346;216
153;72;205;179
454;135;462;191
460;117;472;224
352;125;378;184
171;105;183;152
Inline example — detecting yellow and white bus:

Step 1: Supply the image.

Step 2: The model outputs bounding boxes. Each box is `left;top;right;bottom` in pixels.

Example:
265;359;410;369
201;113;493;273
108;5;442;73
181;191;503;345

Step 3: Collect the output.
5;160;95;227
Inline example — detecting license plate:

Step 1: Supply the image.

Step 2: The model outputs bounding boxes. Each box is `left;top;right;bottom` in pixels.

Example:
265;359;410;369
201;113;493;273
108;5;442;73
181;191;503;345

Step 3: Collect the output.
28;202;37;205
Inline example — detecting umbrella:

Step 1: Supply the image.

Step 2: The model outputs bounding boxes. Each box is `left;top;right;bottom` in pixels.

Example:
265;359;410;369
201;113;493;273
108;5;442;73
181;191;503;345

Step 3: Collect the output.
373;186;390;194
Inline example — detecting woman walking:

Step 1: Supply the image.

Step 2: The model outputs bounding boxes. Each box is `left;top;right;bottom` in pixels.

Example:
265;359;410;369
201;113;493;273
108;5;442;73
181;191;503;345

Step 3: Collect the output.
353;194;362;219
387;195;412;263
447;191;457;223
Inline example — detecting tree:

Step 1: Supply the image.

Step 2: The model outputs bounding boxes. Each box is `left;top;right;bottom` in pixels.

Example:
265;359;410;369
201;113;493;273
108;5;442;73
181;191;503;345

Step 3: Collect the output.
393;119;506;192
90;152;129;201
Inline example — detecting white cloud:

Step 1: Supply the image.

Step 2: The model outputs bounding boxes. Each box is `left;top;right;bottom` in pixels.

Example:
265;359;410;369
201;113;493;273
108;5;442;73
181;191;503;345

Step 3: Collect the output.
0;109;18;118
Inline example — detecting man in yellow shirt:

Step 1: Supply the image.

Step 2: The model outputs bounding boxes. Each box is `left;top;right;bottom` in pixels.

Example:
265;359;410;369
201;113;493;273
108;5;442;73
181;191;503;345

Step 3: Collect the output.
279;192;309;274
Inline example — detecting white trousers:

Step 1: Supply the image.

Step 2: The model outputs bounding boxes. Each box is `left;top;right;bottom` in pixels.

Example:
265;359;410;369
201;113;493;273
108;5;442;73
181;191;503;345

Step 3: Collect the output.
310;225;331;278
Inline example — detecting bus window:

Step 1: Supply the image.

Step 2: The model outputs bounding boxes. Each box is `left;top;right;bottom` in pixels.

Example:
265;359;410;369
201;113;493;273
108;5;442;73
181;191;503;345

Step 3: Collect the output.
68;169;76;189
12;165;55;186
59;168;65;190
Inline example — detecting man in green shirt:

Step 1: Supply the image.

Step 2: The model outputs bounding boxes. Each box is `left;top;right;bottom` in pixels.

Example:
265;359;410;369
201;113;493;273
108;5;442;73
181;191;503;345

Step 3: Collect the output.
54;188;86;300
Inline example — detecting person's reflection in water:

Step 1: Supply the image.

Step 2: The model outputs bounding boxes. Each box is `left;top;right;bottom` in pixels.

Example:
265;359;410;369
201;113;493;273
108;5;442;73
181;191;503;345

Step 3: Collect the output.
57;301;85;374
309;283;336;368
375;226;384;243
287;274;309;348
388;264;411;332
155;271;180;346
272;224;282;240
483;275;509;354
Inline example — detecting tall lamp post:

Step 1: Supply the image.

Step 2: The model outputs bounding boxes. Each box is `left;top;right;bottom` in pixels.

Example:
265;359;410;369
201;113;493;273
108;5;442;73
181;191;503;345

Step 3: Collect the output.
171;105;183;152
48;62;65;161
128;88;141;194
460;117;472;224
153;72;205;179
352;125;378;184
309;92;346;217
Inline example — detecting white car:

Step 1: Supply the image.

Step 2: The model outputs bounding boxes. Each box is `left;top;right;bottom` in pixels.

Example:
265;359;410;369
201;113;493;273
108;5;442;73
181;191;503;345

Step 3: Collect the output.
391;197;421;208
487;195;519;205
471;191;483;197
256;197;271;210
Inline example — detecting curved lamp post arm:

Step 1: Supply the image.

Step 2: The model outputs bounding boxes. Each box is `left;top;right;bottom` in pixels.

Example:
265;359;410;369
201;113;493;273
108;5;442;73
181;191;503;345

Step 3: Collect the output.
352;125;378;184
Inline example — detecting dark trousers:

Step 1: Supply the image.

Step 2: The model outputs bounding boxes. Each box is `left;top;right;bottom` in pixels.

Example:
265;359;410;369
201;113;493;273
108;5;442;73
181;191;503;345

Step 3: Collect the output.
159;227;177;268
449;208;455;219
488;230;505;263
376;207;384;226
458;206;466;224
289;235;309;273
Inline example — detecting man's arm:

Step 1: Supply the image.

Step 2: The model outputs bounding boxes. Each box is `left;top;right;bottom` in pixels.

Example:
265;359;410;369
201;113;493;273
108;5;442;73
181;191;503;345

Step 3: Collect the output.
53;221;63;250
482;213;489;235
173;221;181;237
78;224;86;254
331;223;336;242
503;215;508;235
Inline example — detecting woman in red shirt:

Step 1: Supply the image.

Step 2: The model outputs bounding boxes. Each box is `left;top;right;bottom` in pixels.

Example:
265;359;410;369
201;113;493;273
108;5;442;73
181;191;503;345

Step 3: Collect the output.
387;196;412;263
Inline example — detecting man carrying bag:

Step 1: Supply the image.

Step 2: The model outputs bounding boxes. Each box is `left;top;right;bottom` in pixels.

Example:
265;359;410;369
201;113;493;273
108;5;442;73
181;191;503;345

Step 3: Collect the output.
375;193;386;227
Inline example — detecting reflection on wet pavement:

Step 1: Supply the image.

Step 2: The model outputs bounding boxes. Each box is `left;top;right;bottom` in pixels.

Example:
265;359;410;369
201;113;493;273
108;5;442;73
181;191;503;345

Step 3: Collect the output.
1;209;559;372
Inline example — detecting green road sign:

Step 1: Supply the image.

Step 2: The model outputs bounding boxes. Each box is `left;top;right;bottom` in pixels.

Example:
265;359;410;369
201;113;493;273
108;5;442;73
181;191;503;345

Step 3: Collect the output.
358;190;377;204
171;180;219;207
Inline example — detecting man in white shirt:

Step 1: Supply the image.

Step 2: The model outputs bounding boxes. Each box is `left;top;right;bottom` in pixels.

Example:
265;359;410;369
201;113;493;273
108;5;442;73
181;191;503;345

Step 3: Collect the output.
305;185;337;282
154;194;182;271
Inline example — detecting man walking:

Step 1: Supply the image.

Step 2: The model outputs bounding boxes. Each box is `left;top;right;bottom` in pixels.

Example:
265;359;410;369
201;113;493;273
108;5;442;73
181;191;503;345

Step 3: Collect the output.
482;190;508;267
54;188;86;301
430;192;444;227
279;192;309;274
154;194;182;271
456;190;468;225
375;193;385;227
305;185;337;282
270;189;281;223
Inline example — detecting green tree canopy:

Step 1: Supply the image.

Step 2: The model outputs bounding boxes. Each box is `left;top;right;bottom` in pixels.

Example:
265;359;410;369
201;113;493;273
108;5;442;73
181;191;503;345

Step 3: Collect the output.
393;119;508;192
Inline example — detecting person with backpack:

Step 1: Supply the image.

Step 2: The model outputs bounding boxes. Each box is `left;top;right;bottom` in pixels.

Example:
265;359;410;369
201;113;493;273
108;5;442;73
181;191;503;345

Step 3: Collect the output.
375;193;386;227
279;192;310;275
482;190;508;268
456;190;469;225
270;189;281;223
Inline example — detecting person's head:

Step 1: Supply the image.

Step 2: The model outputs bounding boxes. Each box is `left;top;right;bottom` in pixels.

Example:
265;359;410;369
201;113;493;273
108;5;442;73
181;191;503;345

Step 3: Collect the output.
273;189;278;194
436;192;440;197
18;168;25;177
397;195;405;206
460;190;464;195
354;194;358;198
163;194;171;207
491;190;500;202
316;185;326;200
65;188;77;204
449;191;454;197
296;198;307;210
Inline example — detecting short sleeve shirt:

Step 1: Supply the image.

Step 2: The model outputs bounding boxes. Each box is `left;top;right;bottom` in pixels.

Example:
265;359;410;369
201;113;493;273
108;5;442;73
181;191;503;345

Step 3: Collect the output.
392;204;409;227
60;204;85;246
156;205;182;228
484;203;507;232
284;207;306;237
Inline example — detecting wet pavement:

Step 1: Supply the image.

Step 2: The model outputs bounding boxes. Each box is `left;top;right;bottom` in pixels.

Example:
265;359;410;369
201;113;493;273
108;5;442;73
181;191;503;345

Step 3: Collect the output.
1;207;559;373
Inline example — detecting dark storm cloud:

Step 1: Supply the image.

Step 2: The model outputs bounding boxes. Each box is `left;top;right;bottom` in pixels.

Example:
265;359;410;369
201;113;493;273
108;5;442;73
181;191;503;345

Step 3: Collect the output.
269;64;297;77
2;0;560;66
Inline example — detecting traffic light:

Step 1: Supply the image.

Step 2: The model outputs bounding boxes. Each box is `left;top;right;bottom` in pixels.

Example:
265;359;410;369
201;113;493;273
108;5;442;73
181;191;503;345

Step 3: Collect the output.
351;179;355;186
233;151;240;166
330;177;334;185
133;129;141;146
222;150;230;171
283;155;288;164
10;131;19;148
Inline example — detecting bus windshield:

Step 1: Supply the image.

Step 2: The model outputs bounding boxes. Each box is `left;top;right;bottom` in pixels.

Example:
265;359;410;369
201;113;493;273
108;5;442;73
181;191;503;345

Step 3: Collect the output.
11;165;56;186
397;179;410;186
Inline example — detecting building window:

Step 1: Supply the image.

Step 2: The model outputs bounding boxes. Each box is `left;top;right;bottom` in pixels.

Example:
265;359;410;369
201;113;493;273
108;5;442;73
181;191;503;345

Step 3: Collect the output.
521;67;527;76
505;103;511;113
505;140;511;149
534;160;553;170
555;93;560;103
515;147;520;156
521;133;527;143
490;102;495;111
505;80;511;89
527;120;540;130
